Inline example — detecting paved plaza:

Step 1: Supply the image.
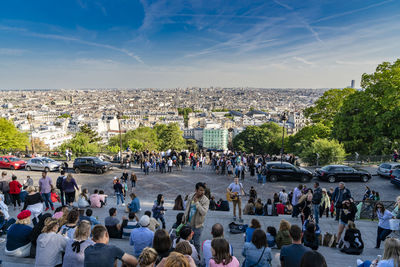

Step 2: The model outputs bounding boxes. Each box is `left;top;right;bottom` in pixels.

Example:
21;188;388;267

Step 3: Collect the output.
1;164;399;266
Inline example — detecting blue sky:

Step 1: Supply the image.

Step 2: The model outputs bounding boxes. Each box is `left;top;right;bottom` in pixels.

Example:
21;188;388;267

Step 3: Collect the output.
0;0;399;89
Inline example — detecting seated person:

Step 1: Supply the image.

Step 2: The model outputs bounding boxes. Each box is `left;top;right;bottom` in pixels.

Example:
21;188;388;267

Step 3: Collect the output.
105;208;125;238
128;193;140;213
285;201;293;215
89;189;102;208
263;199;275;216
84;209;99;226
5;210;32;257
340;221;364;255
209;196;216;210
121;212;139;239
243;198;255;215
276;201;285;215
255;199;264;215
0;210;15;236
266;226;277;248
302;222;319;250
144;211;160;232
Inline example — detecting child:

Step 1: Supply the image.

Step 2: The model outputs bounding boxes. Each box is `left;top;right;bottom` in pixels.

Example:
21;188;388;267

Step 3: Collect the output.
50;189;61;203
266;226;277;248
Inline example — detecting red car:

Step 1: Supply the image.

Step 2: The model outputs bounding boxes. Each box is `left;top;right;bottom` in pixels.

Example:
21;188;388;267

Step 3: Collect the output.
0;156;26;170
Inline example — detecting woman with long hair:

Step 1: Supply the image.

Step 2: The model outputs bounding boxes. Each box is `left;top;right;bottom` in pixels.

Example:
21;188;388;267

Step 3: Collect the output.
374;202;393;249
340;221;364;255
62;174;79;206
210;238;239;267
152;194;166;229
23;186;43;225
78;188;90;208
138;247;158;267
242;229;272;267
153;229;172;264
35;217;68;267
303;222;318;250
276;219;292;249
357;238;400;267
62;220;94;267
173;195;184;210
29;213;52;258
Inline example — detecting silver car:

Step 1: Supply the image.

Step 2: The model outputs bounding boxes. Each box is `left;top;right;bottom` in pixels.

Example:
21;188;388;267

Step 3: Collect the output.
377;162;400;178
26;157;62;172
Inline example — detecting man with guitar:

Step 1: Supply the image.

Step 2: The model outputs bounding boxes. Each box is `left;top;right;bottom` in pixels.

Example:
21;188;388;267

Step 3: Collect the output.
226;177;246;222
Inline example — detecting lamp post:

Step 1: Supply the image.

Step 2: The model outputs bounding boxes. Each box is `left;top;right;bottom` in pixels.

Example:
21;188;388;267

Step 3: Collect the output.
116;112;123;167
27;114;35;155
280;112;288;163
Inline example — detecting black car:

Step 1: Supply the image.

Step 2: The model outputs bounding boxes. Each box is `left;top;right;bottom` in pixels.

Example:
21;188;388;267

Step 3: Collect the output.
314;165;371;183
265;162;313;182
73;157;112;174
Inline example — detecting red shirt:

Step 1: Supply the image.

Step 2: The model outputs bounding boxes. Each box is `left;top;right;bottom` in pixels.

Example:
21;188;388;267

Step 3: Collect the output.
9;180;22;194
276;203;285;214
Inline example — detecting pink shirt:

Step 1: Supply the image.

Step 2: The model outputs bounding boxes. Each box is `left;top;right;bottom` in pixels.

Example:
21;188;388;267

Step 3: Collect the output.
209;256;239;267
90;194;101;208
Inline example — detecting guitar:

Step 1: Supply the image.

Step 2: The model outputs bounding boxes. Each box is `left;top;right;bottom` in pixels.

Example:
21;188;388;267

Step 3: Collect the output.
226;191;239;202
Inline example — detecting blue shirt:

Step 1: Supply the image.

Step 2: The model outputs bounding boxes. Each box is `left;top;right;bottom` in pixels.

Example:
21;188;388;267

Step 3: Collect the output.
280;244;310;267
129;198;140;213
129;227;154;257
6;224;32;251
245;227;256;242
242;242;272;267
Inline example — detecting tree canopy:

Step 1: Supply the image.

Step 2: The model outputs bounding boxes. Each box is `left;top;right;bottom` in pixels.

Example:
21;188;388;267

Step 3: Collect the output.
304;88;356;127
0;118;28;151
233;122;282;154
300;138;347;166
333;59;400;154
287;123;331;155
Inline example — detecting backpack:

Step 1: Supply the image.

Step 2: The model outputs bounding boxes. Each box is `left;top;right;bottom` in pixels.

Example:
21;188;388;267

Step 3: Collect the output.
56;176;65;190
312;188;322;204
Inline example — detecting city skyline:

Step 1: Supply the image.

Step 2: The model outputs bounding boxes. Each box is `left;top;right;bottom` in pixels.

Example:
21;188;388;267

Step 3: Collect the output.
1;0;399;89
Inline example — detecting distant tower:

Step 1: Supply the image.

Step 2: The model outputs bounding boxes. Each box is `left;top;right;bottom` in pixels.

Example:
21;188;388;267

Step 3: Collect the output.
351;80;355;88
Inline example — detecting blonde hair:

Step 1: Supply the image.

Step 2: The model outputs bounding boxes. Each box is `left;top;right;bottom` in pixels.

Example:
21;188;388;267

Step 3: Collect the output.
138;247;158;267
42;218;59;233
165;252;189;267
27;186;36;193
16;217;31;225
396;196;400;203
279;219;291;231
175;241;192;256
59;209;69;227
74;220;91;240
383;238;400;266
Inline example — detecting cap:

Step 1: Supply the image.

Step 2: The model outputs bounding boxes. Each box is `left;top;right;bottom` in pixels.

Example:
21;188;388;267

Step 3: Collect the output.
17;210;31;220
139;215;150;227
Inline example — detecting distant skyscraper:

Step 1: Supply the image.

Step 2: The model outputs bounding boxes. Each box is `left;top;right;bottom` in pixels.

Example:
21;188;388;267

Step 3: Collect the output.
351;80;355;88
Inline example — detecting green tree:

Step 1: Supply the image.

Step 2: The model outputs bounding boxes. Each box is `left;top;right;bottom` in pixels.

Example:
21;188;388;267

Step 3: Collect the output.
186;139;198;151
109;126;158;151
287;123;331;154
0;118;28;150
300;138;347;166
154;123;186;151
333;59;400;154
57;113;71;119
178;107;193;127
233;122;282;154
79;124;102;143
60;132;100;156
304;88;356;127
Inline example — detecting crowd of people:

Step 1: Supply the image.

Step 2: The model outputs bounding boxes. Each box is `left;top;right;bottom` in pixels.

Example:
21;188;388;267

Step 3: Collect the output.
0;151;400;267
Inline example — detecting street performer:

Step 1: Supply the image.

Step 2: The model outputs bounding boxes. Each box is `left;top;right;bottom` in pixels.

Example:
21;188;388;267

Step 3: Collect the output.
226;177;245;223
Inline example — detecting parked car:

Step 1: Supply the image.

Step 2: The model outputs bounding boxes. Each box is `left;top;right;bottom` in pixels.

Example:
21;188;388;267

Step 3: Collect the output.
390;169;400;187
265;161;313;182
73;157;112;174
25;157;62;172
377;162;400;178
0;156;26;170
314;165;371;183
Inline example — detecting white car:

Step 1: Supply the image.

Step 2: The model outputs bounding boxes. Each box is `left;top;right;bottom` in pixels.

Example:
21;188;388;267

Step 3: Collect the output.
26;157;62;172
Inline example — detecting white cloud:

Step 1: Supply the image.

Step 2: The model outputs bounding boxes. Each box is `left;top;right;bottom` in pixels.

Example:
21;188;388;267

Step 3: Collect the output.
0;48;27;56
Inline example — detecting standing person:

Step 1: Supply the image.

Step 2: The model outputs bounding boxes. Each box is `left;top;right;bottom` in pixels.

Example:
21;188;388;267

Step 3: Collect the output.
152;194;166;229
1;171;11;205
9;175;22;210
113;179;125;206
375;202;393;249
226;177;245;222
130;171;137;188
319;189;331;218
63;173;79;207
39;171;54;211
279;189;288;204
167;158;173;173
292;185;303;218
312;182;322;225
280;225;311;267
84;225;138;267
121;170;129;183
56;170;67;206
62;220;94;267
242;229;272;267
332;182;352;221
182;182;210;254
